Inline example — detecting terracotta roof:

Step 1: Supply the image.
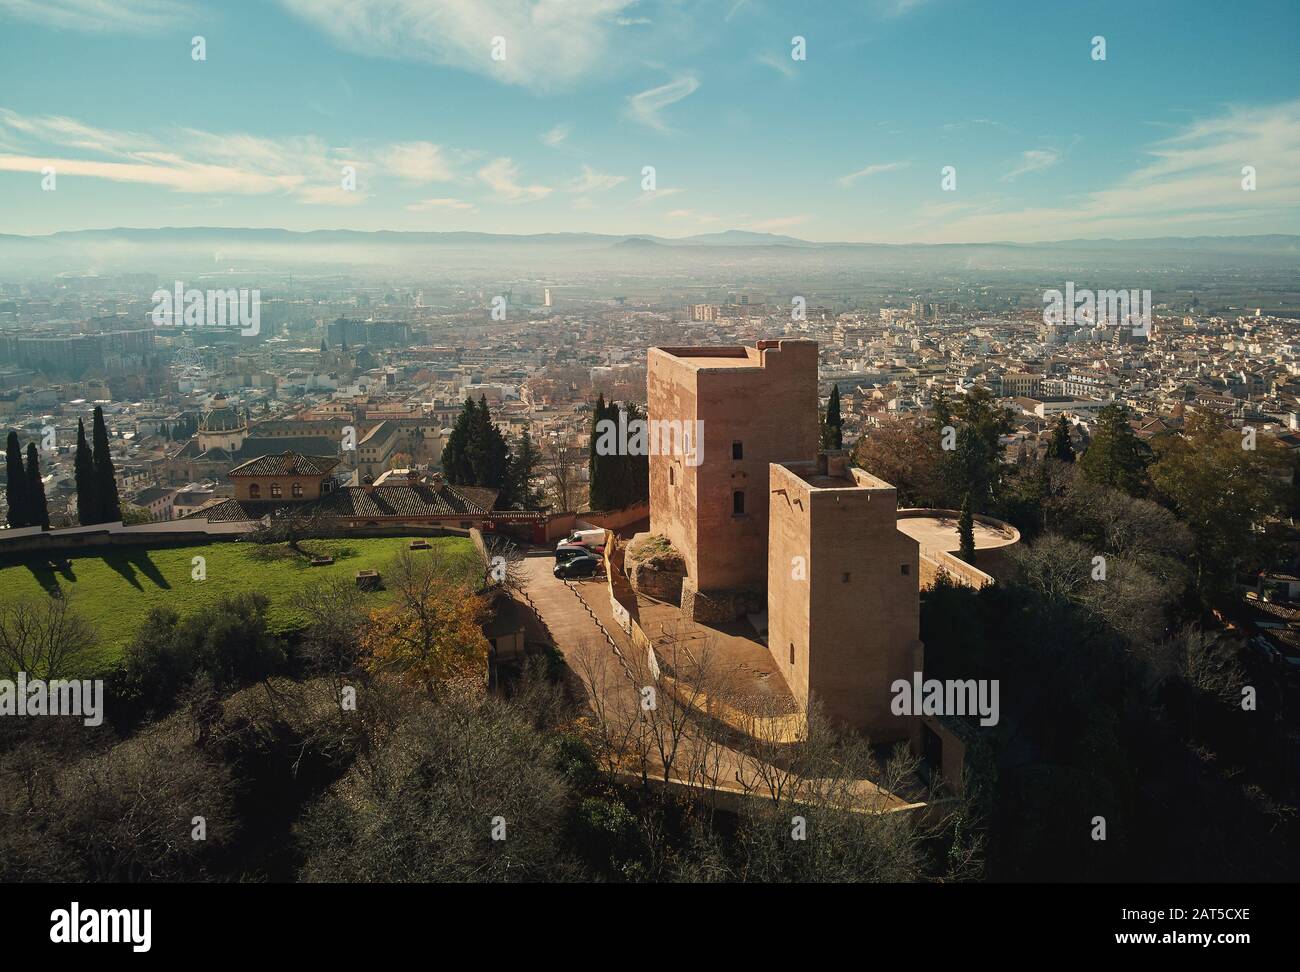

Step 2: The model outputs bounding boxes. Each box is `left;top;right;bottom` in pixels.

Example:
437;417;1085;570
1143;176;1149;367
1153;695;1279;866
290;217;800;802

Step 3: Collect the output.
228;452;340;477
185;482;501;523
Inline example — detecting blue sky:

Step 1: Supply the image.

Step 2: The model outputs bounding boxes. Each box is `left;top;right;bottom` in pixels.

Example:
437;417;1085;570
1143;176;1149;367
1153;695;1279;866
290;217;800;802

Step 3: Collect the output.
1;0;1297;241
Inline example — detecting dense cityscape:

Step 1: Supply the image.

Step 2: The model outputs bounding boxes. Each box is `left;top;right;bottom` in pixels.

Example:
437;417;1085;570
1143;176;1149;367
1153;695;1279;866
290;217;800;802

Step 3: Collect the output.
0;0;1296;952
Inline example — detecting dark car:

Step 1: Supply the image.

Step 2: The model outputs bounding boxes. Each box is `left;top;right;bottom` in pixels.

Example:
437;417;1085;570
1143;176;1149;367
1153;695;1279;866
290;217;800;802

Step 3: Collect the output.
554;543;593;562
554;555;601;579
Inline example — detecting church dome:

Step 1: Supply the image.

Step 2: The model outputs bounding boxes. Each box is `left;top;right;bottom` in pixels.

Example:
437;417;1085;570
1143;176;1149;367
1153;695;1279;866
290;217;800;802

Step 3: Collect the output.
199;394;246;434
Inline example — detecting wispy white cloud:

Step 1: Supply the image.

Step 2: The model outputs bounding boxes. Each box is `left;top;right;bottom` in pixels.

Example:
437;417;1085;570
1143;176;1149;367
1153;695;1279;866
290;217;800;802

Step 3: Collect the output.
872;0;931;18
928;100;1300;241
626;74;700;133
0;107;453;205
380;141;454;183
1001;148;1060;181
540;124;570;148
406;197;477;212
666;207;720;224
757;52;796;80
837;160;909;188
0;0;192;33
566;164;625;193
632;186;685;204
477;156;551;202
276;0;637;91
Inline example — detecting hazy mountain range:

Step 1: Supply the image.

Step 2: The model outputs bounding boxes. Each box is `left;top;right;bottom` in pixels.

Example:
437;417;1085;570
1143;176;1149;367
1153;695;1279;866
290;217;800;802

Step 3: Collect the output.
1;228;1297;281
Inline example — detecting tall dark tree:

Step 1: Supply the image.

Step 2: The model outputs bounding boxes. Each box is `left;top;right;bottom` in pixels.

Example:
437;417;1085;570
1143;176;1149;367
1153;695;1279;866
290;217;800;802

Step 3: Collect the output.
441;398;475;485
5;430;29;528
511;429;546;511
957;492;976;564
467;396;510;496
1048;414;1075;463
74;418;98;526
621;402;650;507
821;385;843;450
940;386;1012;510
1079;403;1148;496
931;389;953;432
25;443;50;530
588;393;613;510
92;406;122;522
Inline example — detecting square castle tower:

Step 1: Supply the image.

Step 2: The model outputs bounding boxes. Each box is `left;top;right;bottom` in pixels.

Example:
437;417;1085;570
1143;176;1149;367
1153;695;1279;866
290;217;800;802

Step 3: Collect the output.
647;340;820;618
646;339;922;737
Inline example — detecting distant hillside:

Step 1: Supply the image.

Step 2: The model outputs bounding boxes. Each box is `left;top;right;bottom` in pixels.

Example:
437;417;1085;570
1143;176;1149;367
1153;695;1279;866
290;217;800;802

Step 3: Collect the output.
0;227;1296;278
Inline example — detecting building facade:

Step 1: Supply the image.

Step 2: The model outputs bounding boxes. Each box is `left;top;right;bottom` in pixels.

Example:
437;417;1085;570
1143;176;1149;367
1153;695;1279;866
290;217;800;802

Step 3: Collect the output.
647;339;820;618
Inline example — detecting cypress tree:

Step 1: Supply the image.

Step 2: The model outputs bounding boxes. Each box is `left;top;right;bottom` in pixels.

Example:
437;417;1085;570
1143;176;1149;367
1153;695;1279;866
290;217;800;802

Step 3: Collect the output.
588;393;610;510
92;406;122;522
623;402;649;506
511;429;545;511
1079;403;1149;496
821;385;843;450
441;398;475;485
467;396;509;493
5;430;29;528
958;492;976;564
75;419;98;525
1048;414;1075;462
25;443;49;530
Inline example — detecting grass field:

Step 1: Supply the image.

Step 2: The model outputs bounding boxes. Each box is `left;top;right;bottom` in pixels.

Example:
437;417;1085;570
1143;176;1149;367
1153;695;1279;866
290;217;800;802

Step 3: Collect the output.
0;536;478;673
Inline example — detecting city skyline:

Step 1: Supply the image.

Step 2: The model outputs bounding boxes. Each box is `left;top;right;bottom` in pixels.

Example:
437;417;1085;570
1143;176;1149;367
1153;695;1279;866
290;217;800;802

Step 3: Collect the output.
1;0;1298;241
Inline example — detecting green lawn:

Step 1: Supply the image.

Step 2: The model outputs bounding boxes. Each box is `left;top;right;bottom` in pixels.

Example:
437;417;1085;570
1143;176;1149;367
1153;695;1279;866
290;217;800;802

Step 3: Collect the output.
0;536;477;673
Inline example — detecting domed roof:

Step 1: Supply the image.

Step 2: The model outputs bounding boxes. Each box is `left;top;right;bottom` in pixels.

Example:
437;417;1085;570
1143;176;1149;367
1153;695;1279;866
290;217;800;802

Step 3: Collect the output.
199;394;246;434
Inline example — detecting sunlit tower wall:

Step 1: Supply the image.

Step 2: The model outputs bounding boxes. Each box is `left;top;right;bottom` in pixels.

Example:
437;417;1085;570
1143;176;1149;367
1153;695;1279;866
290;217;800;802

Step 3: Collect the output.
646;339;819;621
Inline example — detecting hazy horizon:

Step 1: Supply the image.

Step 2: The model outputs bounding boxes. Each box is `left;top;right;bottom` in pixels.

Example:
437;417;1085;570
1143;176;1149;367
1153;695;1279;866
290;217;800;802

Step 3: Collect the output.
2;0;1298;242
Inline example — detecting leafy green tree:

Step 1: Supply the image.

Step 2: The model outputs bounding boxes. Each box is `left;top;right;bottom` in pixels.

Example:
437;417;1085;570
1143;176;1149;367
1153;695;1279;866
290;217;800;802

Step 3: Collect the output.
1048;415;1075;463
24;443;49;530
74;419;98;526
5;430;28;528
940;386;1012;510
1078;404;1148;495
1149;412;1286;608
91;406;121;522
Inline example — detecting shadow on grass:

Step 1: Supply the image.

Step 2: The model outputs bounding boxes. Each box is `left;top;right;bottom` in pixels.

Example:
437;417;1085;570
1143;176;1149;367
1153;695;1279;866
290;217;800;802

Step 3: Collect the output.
104;548;171;592
23;559;76;598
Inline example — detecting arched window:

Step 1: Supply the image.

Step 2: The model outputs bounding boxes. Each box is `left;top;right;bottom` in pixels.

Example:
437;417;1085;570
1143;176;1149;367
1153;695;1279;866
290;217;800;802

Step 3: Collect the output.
248;483;261;498
292;482;303;498
668;466;675;486
732;490;745;516
271;483;282;498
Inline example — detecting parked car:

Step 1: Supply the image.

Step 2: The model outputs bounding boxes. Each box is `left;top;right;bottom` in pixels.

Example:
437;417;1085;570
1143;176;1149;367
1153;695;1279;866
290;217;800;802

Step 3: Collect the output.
557;534;603;555
554;554;602;579
554;543;594;563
